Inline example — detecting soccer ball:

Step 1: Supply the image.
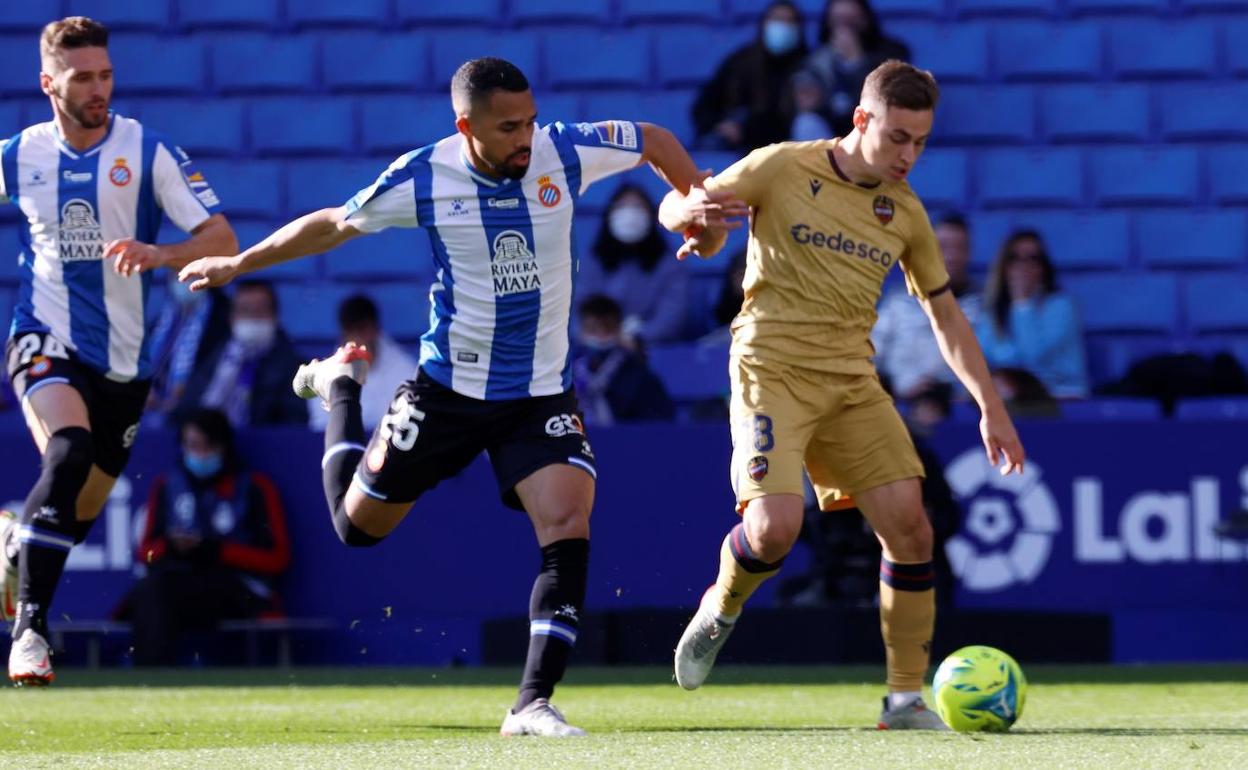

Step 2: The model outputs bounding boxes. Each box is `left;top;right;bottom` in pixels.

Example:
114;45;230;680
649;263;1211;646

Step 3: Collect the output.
931;645;1027;732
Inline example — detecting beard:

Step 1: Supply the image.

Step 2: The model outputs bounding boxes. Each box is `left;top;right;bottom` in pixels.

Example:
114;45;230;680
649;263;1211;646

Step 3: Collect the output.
495;148;531;180
63;96;109;129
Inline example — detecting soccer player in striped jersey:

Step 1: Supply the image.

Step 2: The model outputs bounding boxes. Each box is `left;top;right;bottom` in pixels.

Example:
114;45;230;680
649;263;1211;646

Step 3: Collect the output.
180;57;744;736
0;17;238;686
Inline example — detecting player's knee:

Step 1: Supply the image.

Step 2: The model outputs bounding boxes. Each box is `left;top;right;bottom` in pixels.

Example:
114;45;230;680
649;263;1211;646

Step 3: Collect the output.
44;426;94;477
881;511;933;561
536;501;591;542
747;518;800;563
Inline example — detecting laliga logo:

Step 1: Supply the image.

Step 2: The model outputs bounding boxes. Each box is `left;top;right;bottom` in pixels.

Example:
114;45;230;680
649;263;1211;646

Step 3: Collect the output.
943;449;1060;592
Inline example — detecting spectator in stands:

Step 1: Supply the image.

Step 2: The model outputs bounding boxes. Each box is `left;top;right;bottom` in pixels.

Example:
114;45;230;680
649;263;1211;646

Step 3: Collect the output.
692;1;809;151
176;280;307;426
124;408;290;666
579;183;689;346
698;247;749;346
308;294;416;432
571;295;675;425
788;69;837;141
873;213;981;402
976;229;1089;399
147;274;232;422
800;0;911;137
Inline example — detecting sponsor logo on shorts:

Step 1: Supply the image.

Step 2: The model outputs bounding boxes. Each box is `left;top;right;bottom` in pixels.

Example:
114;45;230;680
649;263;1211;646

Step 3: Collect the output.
873;194;895;225
545;413;585;438
28;356;51;378
747;455;769;481
122;423;139;450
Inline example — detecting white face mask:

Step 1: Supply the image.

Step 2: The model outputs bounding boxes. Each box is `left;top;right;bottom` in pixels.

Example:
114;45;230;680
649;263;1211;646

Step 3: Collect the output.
607;205;651;245
232;318;276;351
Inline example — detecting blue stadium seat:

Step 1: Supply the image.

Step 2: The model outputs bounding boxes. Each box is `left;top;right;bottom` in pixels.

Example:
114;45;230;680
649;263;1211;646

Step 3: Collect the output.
250;99;354;156
285;160;383;216
67;0;169;30
1178;0;1248;10
654;26;753;88
907;149;968;211
1208;147;1248;204
213;35;317;93
977;149;1083;208
726;0;823;20
539;95;586;125
544;30;651;89
323;33;430;93
1041;85;1150;143
1090;148;1199;206
15;98;47;126
0;289;12;330
648;341;731;402
277;284;352;341
1160;85;1248;142
1060;398;1162;421
360;96;453;156
288;0;389;27
431;32;540;91
692;151;746;177
323;228;434;281
582;91;696;145
1067;0;1168;13
1137;212;1247;269
108;35;205;95
934;87;1034;144
953;0;1057;16
620;0;723;21
0;36;41;97
133;99;244;157
994;22;1103;81
0;101;20;139
1174;397;1248;421
1065;273;1177;333
512;0;612;24
888;22;989;83
1109;21;1218;79
1083;333;1177;386
966;211;1015;269
0;247;18;283
1185;273;1248;333
0;1;62;31
1020;212;1131;271
228;221;319;279
195;160;283;219
396;0;505;24
179;0;281;29
578;166;674;215
870;0;949;17
1228;20;1248;76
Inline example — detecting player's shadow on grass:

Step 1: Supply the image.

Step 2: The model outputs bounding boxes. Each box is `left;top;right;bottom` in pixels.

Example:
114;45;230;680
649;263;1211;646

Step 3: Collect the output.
1017;727;1248;737
414;725;866;734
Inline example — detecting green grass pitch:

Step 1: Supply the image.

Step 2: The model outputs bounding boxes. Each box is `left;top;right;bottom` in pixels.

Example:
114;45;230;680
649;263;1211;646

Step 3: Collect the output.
2;665;1246;768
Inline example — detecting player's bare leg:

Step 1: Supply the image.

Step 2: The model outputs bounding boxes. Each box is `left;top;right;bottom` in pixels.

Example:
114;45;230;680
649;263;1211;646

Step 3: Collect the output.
8;384;94;686
675;493;803;690
855;477;947;730
500;464;592;737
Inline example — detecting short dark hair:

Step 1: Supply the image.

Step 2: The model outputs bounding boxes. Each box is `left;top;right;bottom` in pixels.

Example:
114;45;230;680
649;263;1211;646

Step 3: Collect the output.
41;16;108;68
338;294;379;330
862;59;940;111
179;407;238;471
450;57;530;115
579;294;623;324
234;279;278;313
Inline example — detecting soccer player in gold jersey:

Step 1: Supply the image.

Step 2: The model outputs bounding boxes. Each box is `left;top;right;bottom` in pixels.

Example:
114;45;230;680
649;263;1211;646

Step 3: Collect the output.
658;60;1026;729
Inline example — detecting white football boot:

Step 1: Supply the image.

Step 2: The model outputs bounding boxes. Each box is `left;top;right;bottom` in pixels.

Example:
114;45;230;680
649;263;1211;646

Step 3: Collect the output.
877;696;949;730
674;589;737;690
9;628;54;687
292;342;372;408
500;698;587;737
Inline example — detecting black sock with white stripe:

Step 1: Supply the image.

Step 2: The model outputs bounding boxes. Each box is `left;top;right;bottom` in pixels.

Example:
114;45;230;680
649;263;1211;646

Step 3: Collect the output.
514;538;589;712
320;378;378;547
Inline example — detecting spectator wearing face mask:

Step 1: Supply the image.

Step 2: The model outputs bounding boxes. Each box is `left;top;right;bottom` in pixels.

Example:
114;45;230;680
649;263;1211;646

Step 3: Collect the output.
578;183;690;345
175;279;307;426
122;408;290;666
572;294;675;426
801;0;911;137
146;273;232;421
692;1;809;151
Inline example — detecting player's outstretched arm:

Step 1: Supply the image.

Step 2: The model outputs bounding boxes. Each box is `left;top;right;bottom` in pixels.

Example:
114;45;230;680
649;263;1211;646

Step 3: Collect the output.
179;207;362;291
106;213;239;277
923;291;1026;476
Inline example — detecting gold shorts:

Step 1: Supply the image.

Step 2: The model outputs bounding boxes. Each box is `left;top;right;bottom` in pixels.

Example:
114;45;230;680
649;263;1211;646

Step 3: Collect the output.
729;355;924;511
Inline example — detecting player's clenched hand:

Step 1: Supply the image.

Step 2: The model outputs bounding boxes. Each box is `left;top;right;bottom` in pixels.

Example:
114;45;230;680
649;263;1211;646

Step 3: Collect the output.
105;239;163;277
179;255;241;291
980;408;1025;476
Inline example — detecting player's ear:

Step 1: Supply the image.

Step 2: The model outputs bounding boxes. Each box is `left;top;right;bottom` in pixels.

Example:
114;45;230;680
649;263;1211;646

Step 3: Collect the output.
454;115;472;138
852;106;871;133
39;71;55;97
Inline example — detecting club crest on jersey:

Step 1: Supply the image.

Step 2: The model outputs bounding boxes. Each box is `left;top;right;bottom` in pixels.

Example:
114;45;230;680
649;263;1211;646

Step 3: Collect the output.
537;176;562;208
873;195;895;225
491;230;542;296
109;158;132;187
58;199;104;262
747;455;769;481
28;356;51;378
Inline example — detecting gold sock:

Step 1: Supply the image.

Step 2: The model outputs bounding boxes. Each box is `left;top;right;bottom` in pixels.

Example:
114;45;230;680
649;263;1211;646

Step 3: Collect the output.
710;523;783;618
879;558;936;692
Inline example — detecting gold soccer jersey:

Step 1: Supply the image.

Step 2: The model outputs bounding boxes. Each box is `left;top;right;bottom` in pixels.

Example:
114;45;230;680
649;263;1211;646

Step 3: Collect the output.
705;139;950;374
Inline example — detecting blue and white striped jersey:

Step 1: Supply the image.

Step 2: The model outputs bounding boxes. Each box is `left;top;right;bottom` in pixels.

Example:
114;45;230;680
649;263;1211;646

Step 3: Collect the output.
0;113;222;382
344;120;645;400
